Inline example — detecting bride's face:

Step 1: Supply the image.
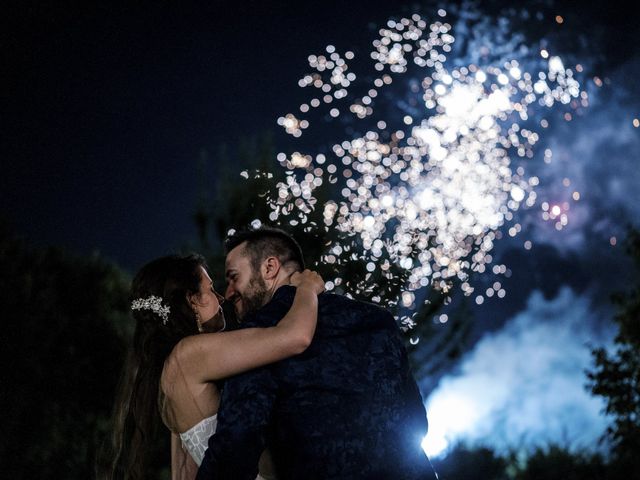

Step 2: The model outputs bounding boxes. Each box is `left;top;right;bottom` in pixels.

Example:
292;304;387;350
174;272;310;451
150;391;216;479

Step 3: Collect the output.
192;266;226;332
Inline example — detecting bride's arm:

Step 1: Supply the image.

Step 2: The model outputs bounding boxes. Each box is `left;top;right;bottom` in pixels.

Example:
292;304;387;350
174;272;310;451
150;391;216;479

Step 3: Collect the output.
171;433;199;480
168;270;323;384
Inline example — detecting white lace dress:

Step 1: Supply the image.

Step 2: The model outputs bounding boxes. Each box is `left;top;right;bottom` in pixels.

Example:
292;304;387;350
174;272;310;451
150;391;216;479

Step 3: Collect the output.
179;415;268;480
179;415;218;466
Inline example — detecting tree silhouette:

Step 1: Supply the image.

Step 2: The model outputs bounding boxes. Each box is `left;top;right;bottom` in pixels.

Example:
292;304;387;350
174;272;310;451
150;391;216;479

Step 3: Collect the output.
515;444;606;480
432;443;509;480
0;223;132;479
588;228;640;476
432;442;609;480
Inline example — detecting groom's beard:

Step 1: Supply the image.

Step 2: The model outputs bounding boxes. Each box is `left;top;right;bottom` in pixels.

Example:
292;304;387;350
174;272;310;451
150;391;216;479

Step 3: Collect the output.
236;273;270;320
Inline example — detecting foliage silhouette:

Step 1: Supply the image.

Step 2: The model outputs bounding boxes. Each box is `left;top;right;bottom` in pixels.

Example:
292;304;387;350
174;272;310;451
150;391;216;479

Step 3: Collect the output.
514;444;606;480
432;443;509;480
0;224;138;479
433;442;610;480
588;228;640;477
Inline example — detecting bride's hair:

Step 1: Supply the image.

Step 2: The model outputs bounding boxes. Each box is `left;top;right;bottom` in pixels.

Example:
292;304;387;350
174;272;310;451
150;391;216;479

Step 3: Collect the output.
98;254;207;479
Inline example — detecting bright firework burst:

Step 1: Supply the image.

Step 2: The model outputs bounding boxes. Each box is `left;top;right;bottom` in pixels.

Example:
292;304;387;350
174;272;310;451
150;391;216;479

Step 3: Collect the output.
264;9;587;327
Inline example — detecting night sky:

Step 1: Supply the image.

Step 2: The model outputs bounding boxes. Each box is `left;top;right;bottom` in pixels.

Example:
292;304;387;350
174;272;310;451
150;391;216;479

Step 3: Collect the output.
3;0;405;269
3;0;639;456
5;0;634;271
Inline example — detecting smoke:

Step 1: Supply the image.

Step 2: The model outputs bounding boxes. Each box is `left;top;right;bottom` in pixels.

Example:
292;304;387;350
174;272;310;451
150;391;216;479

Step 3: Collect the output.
524;56;640;253
422;287;614;457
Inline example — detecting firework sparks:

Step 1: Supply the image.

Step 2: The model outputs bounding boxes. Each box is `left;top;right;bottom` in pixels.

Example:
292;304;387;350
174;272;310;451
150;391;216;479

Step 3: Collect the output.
267;10;587;326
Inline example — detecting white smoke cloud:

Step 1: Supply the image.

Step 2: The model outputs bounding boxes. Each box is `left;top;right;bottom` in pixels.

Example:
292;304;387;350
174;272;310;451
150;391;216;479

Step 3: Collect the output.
422;287;614;457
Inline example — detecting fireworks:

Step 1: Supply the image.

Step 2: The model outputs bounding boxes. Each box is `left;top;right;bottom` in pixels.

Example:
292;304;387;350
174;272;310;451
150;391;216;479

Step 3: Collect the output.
265;10;587;326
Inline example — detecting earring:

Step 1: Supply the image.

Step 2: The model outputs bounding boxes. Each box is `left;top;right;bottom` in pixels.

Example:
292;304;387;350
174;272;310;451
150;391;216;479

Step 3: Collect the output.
194;309;204;333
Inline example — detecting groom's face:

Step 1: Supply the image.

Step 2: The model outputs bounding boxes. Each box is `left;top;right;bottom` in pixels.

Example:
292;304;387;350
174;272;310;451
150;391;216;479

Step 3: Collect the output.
225;242;269;319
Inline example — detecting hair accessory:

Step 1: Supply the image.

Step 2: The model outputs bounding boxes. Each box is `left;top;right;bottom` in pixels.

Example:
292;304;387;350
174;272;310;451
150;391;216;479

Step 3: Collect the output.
131;295;171;325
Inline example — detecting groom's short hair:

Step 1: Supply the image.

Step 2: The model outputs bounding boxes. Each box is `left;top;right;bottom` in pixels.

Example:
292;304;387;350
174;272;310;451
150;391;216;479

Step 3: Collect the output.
225;227;305;273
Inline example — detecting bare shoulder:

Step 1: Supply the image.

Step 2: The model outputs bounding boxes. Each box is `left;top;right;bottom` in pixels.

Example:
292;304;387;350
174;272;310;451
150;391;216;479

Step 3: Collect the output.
160;347;181;399
160;339;222;432
160;337;199;397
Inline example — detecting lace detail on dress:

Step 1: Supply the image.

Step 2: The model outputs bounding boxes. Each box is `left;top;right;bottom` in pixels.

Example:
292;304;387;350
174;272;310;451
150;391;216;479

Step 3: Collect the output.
179;415;271;479
179;415;217;466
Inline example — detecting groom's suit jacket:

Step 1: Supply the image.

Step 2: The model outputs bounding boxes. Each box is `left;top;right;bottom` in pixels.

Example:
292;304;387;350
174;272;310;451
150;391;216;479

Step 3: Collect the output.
196;286;437;480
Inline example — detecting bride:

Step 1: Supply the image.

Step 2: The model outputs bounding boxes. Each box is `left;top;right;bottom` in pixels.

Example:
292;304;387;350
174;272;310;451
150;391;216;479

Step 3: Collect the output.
102;253;323;479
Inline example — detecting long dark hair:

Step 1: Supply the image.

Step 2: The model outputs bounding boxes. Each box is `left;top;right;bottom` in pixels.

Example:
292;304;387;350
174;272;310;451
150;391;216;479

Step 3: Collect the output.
98;254;207;479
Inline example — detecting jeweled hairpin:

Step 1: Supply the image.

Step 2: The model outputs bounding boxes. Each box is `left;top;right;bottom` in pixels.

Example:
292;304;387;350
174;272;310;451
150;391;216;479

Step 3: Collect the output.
131;295;171;324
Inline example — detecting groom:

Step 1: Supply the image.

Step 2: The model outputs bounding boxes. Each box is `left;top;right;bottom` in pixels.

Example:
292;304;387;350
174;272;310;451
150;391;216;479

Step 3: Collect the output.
196;228;437;480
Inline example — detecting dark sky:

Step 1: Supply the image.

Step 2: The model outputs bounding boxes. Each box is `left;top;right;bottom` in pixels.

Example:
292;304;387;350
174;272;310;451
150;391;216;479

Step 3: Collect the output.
2;0;407;270
3;1;635;271
4;0;636;329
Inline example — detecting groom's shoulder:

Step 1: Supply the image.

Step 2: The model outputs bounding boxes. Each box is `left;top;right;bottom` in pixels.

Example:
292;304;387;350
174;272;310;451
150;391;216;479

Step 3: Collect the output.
320;291;380;309
262;285;398;327
321;290;385;308
267;286;389;314
320;292;396;323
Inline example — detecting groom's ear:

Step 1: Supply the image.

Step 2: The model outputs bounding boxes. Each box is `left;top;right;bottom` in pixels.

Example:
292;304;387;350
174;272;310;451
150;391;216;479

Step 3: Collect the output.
262;256;281;280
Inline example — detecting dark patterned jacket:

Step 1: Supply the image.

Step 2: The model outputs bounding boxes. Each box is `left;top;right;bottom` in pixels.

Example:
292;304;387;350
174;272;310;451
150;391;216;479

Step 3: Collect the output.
196;286;437;480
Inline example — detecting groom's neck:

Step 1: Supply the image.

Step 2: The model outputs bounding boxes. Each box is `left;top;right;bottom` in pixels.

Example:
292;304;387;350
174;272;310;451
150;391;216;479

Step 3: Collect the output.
266;268;296;301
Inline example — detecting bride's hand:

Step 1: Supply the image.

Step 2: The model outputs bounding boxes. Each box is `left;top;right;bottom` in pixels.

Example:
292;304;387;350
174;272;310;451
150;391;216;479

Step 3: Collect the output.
289;269;325;295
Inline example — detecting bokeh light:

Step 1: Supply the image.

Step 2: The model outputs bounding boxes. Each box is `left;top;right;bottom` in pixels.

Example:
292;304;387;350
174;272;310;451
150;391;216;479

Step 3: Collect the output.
266;10;587;326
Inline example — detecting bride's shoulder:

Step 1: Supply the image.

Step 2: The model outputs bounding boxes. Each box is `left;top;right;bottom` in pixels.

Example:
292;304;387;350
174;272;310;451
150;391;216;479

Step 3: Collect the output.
161;335;216;396
160;353;179;400
160;342;221;433
161;338;195;397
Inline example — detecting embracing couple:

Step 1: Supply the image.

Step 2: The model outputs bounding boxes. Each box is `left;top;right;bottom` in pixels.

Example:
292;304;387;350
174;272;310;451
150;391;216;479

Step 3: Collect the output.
104;228;437;479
